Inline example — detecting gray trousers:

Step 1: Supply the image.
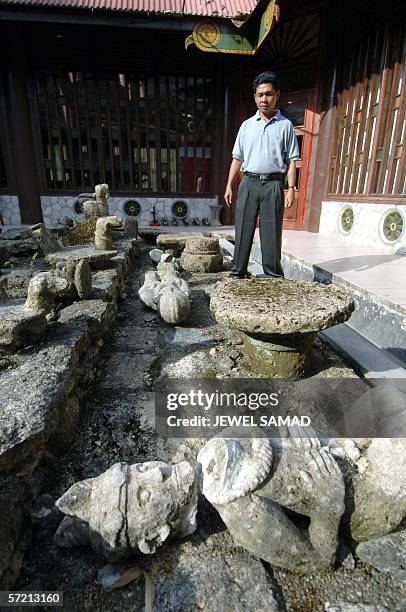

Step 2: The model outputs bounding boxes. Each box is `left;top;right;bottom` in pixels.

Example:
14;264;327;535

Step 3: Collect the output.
233;175;285;277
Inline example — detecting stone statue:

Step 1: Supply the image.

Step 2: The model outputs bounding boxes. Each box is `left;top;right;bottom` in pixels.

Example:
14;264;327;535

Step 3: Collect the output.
198;428;345;574
94;183;110;216
54;461;197;560
138;269;190;324
82;183;110;219
94;216;122;250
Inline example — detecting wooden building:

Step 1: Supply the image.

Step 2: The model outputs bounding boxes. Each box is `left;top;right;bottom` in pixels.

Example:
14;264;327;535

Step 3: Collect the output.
0;0;404;250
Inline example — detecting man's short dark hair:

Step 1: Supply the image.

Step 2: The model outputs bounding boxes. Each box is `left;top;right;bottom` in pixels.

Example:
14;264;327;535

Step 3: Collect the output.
253;71;280;93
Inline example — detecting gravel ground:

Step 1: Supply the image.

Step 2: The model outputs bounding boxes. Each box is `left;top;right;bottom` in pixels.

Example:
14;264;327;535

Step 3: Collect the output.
14;244;406;611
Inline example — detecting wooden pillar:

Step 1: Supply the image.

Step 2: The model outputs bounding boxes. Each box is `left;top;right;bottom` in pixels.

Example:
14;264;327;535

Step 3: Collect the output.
4;25;43;224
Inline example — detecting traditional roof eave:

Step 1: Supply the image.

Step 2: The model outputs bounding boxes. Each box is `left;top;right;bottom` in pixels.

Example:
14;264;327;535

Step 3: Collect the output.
185;0;280;56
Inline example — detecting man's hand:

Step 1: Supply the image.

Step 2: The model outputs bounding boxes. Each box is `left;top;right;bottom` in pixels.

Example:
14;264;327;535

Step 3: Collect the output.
285;187;295;208
224;158;243;207
224;185;233;207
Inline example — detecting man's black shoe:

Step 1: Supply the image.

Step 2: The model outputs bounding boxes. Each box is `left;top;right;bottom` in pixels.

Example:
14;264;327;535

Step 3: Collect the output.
255;273;282;279
228;271;247;278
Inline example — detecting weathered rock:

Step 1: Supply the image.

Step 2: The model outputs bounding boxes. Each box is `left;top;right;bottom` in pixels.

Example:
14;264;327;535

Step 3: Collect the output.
198;430;345;574
31;223;59;255
356;531;406;584
0;330;88;471
94;216;122;250
0;268;35;300
180;237;223;272
0;245;9;268
351;439;406;541
82;200;100;219
0;238;37;256
47;246;119;269
150;533;280;612
180;252;223;272
57;300;114;336
325;604;390;612
0;228;32;241
0;304;47;352
30;494;63;532
82;184;110;219
157;260;179;273
156;232;204;257
183;236;220;253
25;272;68;313
123;215;138;237
55;461;197;560
54;516;90;549
73;258;92;299
91;269;120;302
149;248;164;264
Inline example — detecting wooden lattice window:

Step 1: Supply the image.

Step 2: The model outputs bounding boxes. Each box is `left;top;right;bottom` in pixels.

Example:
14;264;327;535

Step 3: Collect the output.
34;71;214;194
328;20;405;196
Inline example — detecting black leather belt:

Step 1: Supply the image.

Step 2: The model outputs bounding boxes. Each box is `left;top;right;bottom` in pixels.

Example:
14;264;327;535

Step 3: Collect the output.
244;172;284;181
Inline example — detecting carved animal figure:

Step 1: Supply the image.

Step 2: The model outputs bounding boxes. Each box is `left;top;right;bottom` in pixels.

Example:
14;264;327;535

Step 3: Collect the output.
54;461;197;560
198;427;345;574
94;216;122;250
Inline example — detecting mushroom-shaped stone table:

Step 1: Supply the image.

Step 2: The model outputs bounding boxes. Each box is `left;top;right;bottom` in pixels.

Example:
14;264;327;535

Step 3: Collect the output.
210;278;355;377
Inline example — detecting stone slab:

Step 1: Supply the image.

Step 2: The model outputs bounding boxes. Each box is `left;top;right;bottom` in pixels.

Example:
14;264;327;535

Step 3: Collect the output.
47;246;118;269
91;270;120;302
211;278;354;335
356;531;406;584
99;352;157;391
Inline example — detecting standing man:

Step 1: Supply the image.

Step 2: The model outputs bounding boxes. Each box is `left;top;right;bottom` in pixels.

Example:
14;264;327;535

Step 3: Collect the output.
224;71;299;278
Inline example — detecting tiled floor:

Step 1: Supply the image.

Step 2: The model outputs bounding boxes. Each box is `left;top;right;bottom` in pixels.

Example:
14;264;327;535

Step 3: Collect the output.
281;231;406;309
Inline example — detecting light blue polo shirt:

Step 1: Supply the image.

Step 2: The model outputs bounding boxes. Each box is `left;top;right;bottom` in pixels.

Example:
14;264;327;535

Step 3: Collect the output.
232;109;300;174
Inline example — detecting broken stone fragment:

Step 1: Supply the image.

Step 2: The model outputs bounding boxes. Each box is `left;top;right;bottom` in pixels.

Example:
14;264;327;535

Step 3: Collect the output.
55;257;92;300
31;223;59;255
55;461;197;560
156;232;204;257
149;248;164;264
25;272;68;314
0;304;47;351
180;237;223;272
351;438;406;541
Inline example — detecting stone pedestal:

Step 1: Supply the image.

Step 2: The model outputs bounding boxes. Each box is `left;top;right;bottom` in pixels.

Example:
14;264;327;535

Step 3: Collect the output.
210;278;355;378
209;204;223;227
243;331;317;378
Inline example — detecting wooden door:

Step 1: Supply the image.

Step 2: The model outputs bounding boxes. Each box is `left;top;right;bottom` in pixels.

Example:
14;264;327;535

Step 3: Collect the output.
278;89;316;230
